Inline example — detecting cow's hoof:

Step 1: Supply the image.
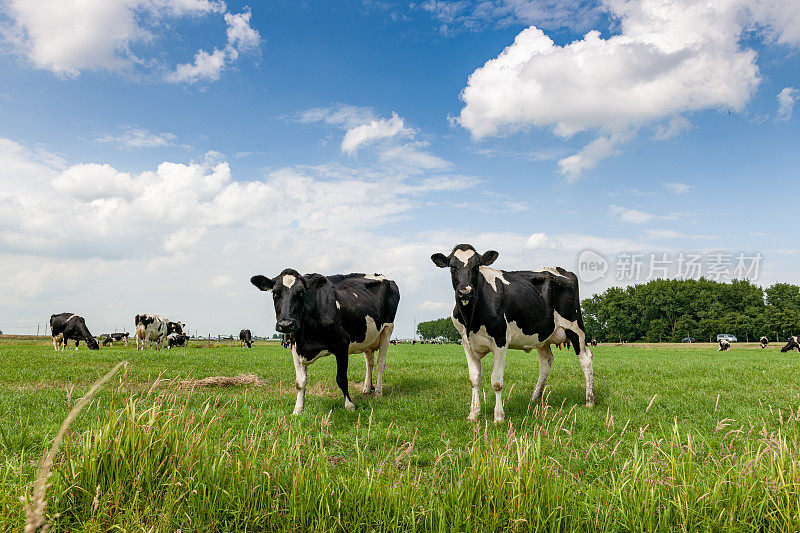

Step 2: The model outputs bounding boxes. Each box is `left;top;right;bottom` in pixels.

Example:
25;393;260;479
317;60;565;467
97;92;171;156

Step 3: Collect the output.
467;414;478;423
494;412;505;423
374;390;383;399
586;400;596;408
344;399;355;411
361;386;374;395
291;409;303;416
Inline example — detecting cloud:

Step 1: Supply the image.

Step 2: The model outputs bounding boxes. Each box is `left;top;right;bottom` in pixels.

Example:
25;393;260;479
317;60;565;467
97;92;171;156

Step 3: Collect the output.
296;105;378;129
609;205;692;224
663;182;691;194
643;229;718;240
777;87;799;121
378;142;451;170
165;8;261;84
96;127;181;149
458;0;800;178
341;112;414;155
0;136;490;336
2;0;260;83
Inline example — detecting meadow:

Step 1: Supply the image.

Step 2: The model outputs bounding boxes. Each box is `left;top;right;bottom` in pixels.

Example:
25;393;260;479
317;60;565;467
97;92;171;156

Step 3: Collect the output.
1;336;799;532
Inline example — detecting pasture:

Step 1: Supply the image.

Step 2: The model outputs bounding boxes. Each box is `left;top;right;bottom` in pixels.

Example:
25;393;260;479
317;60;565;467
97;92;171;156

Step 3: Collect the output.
1;337;799;531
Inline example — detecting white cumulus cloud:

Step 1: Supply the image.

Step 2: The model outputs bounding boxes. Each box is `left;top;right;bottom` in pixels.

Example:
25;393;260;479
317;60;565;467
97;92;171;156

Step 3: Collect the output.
2;0;260;83
777;87;799;121
341;112;414;155
458;0;800;178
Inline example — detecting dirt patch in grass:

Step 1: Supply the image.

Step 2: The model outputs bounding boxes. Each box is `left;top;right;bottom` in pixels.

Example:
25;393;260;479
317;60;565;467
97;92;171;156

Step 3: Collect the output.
176;374;266;389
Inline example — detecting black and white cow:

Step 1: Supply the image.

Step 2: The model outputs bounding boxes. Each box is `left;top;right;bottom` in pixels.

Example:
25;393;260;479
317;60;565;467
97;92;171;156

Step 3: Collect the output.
134;314;168;350
780;336;799;353
239;329;253;348
591;338;598;347
718;339;731;351
50;313;99;351
167;321;185;335
251;269;400;415
102;332;129;346
760;336;769;349
431;244;595;422
166;333;189;349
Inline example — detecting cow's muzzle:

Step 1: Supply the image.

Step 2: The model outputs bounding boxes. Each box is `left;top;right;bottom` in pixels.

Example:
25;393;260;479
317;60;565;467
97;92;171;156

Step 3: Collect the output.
276;319;299;333
456;287;474;306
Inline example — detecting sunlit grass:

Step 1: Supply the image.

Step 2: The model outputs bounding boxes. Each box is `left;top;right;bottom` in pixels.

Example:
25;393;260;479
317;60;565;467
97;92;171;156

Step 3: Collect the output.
2;338;799;531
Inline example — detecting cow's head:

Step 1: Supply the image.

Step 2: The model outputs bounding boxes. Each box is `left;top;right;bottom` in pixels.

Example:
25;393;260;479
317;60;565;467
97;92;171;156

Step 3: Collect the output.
780;336;799;352
250;269;327;334
431;244;498;307
86;336;100;350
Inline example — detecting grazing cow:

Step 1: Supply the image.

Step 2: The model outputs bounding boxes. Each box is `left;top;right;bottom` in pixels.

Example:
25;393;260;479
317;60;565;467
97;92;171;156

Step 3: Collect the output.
50;313;99;351
718;339;731;351
431;244;595;423
760;336;769;349
166;333;189;349
239;329;253;348
591;339;598;347
251;269;400;415
780;336;799;353
134;314;168;350
102;332;129;346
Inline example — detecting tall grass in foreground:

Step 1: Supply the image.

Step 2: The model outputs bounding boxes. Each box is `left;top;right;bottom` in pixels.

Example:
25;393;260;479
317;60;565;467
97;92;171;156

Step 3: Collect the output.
14;387;800;532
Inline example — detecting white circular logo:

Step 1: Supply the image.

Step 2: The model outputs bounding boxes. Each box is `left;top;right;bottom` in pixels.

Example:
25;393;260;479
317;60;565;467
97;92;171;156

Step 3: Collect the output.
577;250;608;283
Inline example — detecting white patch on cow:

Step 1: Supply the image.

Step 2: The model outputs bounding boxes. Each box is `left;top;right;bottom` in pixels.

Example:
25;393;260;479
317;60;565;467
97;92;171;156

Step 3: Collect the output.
479;266;510;292
353;293;358;298
532;267;568;278
363;273;387;281
282;274;296;288
505;320;542;351
546;310;585;347
454;248;476;265
464;324;495;357
348;316;382;354
335;300;341;309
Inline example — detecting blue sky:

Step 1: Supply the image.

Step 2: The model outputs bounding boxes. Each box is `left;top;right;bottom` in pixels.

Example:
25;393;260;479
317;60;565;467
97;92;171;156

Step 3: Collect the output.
0;0;798;337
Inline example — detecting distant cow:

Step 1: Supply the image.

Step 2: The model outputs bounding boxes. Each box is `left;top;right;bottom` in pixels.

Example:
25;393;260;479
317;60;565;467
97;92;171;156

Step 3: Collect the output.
432;244;594;423
251;270;400;414
760;336;769;349
591;339;598;347
718;339;731;351
239;329;253;348
166;333;189;349
102;332;129;346
50;313;99;351
167;321;185;335
134;314;168;350
780;336;799;353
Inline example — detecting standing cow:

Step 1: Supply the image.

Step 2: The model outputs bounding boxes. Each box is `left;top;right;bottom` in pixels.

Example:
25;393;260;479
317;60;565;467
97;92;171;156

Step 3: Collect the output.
760;336;769;349
780;336;799;352
239;329;253;348
431;244;595;423
251;269;400;414
50;313;99;351
134;315;184;350
102;332;129;346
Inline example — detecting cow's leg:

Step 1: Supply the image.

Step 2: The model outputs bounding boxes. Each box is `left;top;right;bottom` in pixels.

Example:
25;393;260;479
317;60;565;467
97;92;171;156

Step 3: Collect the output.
52;337;57;351
362;349;375;394
463;341;482;422
75;340;79;351
566;330;595;407
291;346;307;415
335;350;354;411
374;324;392;398
491;346;508;423
532;345;554;401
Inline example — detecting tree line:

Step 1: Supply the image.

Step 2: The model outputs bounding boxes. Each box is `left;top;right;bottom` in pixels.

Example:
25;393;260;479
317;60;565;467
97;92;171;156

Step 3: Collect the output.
417;317;460;341
582;279;800;343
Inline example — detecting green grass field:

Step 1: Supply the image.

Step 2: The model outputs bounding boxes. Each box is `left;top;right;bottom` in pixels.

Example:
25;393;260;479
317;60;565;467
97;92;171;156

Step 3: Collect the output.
2;337;799;531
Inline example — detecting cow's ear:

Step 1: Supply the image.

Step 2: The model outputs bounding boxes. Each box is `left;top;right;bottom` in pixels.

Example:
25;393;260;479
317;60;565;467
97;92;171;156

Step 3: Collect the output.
481;250;499;266
304;273;327;290
250;275;275;291
431;253;449;268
